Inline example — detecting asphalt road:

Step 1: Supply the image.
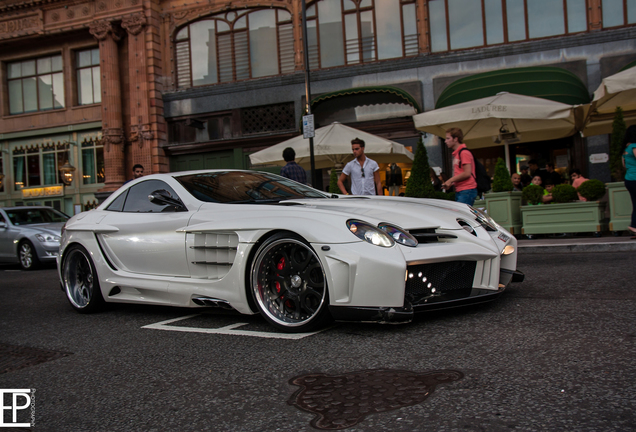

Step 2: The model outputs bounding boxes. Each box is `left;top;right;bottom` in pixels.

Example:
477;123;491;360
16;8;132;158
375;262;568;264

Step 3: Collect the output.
0;251;634;432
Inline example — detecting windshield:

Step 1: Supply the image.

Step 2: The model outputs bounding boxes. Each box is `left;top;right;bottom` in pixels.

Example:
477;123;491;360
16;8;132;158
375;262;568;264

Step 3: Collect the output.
5;208;70;225
175;171;329;203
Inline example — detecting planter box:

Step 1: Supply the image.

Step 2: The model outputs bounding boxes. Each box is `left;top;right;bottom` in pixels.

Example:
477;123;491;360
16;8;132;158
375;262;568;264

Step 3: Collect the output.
606;181;631;233
485;191;523;235
521;201;607;235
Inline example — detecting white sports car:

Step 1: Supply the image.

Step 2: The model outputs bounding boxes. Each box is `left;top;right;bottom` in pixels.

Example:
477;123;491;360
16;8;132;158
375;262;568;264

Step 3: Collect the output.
57;170;523;332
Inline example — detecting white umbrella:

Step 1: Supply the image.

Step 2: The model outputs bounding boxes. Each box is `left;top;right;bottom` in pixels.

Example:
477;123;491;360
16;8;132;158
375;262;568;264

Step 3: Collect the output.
412;92;584;149
249;122;414;170
582;66;636;136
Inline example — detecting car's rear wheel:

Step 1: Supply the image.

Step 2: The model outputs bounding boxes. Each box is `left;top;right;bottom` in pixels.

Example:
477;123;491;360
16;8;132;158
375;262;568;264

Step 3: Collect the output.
250;233;332;333
18;240;40;270
62;244;104;313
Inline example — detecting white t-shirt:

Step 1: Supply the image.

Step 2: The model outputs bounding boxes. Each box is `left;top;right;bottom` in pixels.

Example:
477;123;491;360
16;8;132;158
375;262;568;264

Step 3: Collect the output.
342;157;379;195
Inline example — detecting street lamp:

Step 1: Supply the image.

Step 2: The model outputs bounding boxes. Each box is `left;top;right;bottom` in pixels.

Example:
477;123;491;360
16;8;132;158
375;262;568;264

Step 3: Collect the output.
60;162;76;186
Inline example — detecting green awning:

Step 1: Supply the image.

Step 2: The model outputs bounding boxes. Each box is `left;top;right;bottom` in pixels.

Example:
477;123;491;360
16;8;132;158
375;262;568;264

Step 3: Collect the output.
311;86;422;113
435;66;591;109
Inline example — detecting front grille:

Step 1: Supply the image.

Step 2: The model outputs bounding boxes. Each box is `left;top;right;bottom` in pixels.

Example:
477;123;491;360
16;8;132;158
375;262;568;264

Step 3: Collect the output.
405;261;476;306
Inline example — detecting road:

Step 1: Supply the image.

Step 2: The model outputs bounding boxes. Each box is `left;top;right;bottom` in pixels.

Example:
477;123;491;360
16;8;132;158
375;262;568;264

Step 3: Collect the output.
1;251;634;431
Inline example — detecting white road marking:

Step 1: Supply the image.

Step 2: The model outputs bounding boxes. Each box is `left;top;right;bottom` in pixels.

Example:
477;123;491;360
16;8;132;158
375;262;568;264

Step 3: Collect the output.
142;314;327;339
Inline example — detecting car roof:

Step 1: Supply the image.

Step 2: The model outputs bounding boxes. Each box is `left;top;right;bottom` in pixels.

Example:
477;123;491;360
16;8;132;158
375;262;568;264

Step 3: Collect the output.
0;206;56;211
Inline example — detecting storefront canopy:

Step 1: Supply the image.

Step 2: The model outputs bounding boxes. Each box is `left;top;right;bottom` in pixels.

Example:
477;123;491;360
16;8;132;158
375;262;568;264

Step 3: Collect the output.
311;86;422;113
436;66;591;109
413;92;584;149
249;122;414;170
582;66;636;136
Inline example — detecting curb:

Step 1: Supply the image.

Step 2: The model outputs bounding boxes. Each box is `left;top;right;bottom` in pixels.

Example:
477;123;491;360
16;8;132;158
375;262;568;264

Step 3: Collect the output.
518;242;636;253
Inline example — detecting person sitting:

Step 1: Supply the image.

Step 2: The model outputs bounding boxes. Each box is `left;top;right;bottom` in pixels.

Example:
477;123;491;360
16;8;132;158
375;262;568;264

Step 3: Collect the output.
511;173;523;191
570;169;588;201
519;165;532;188
545;163;563;186
531;175;552;204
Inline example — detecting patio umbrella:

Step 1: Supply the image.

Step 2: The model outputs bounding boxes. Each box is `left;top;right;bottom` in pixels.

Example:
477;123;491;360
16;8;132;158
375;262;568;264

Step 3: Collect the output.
412;92;585;149
249;122;414;170
582;66;636;136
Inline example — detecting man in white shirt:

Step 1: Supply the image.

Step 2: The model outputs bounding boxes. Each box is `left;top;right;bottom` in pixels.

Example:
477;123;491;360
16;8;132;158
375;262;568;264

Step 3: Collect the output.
337;138;382;195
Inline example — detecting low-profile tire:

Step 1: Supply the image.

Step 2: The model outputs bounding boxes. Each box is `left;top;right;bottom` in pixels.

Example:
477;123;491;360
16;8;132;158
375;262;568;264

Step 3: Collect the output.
62;244;105;313
18;240;40;271
250;233;332;333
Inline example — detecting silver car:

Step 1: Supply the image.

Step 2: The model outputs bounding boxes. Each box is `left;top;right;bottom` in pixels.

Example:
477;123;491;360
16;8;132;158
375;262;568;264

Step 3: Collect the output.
0;206;69;270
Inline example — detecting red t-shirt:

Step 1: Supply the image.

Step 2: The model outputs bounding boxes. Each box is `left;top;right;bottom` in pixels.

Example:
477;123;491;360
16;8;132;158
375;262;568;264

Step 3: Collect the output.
452;144;478;192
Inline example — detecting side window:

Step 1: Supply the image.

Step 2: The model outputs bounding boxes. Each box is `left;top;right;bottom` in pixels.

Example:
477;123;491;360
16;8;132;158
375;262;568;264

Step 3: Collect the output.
121;180;182;213
106;190;128;212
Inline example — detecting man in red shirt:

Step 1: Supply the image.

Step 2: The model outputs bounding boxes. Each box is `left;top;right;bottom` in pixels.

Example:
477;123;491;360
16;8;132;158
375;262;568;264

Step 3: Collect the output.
442;128;478;206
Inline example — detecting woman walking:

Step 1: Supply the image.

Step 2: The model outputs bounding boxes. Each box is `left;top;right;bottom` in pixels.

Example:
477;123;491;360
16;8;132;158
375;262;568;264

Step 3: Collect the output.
623;125;636;239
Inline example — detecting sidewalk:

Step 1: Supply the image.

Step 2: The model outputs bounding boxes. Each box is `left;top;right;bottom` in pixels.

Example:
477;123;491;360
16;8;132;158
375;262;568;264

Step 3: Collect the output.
516;232;636;253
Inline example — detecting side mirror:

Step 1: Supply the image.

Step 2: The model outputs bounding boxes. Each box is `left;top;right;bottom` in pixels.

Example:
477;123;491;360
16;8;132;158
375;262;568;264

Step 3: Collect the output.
0;222;7;229
148;190;187;212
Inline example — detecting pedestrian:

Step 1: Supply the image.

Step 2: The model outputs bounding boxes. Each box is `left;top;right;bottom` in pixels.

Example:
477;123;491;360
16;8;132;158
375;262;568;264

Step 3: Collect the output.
338;138;382;195
124;164;144;184
386;163;403;196
545;162;563;185
511;173;523;191
570;168;588;201
622;125;636;238
442;128;478;206
519;165;532;188
279;147;307;184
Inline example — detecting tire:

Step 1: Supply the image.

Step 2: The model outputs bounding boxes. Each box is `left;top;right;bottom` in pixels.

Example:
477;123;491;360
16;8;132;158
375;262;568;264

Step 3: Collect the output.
18;240;40;270
61;244;105;313
250;233;332;333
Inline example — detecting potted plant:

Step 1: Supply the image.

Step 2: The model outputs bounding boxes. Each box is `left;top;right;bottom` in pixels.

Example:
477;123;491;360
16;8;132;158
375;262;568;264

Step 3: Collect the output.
405;138;437;199
521;180;608;236
484;158;522;234
606;107;631;234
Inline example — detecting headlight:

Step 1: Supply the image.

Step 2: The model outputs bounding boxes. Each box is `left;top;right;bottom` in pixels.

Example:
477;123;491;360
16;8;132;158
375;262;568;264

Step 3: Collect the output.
347;220;394;247
378;223;418;247
35;234;61;243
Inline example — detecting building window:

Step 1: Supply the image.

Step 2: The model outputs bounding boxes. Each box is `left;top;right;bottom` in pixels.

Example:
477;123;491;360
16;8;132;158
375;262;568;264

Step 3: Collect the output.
305;0;418;69
12;142;70;190
428;0;588;52
175;8;295;88
602;0;636;27
81;138;105;185
76;48;101;105
7;54;65;115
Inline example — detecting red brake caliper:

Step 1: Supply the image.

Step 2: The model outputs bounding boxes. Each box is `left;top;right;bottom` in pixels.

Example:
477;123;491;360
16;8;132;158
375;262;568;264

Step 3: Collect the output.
275;257;285;295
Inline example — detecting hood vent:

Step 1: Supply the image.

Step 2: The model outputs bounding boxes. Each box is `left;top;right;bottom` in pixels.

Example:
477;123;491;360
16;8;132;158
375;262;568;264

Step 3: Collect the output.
408;229;457;243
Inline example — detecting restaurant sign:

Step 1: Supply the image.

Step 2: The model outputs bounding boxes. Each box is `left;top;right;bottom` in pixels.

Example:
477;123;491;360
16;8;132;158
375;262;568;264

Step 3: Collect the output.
21;185;64;199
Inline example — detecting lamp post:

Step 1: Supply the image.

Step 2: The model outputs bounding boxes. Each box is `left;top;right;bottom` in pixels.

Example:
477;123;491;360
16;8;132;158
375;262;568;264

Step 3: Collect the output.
301;0;317;187
60;162;76;186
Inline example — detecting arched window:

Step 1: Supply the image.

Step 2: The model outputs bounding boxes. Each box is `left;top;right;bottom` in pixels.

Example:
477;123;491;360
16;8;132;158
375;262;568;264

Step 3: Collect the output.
305;0;418;70
175;8;294;88
428;0;588;52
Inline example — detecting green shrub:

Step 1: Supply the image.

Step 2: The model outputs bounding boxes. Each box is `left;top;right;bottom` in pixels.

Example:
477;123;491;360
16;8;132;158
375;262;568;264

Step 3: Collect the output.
434;191;455;201
522;184;544;205
405;138;436;198
551;184;577;203
577;179;606;201
492;158;514;192
328;167;340;194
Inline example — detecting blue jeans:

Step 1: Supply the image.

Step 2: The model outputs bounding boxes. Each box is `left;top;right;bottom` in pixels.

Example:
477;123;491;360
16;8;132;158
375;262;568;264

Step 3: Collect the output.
456;188;478;206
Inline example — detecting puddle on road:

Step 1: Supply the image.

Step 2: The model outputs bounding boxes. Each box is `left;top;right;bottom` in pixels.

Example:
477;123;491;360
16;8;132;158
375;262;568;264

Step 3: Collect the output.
287;368;463;430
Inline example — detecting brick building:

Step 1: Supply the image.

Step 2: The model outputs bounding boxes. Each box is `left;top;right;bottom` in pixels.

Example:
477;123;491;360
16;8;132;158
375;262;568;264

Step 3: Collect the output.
1;0;635;211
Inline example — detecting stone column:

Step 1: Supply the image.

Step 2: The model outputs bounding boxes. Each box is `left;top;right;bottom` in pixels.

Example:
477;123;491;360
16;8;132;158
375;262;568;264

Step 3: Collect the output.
89;20;126;191
122;13;153;172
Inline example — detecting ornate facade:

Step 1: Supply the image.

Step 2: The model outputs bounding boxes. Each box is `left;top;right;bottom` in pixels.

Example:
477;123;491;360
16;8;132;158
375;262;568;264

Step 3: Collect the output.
1;0;635;211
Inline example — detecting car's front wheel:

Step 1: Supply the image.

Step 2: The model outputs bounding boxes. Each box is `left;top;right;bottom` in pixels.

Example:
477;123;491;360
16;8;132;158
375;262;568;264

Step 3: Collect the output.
62;244;104;313
18;240;40;270
250;233;332;333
